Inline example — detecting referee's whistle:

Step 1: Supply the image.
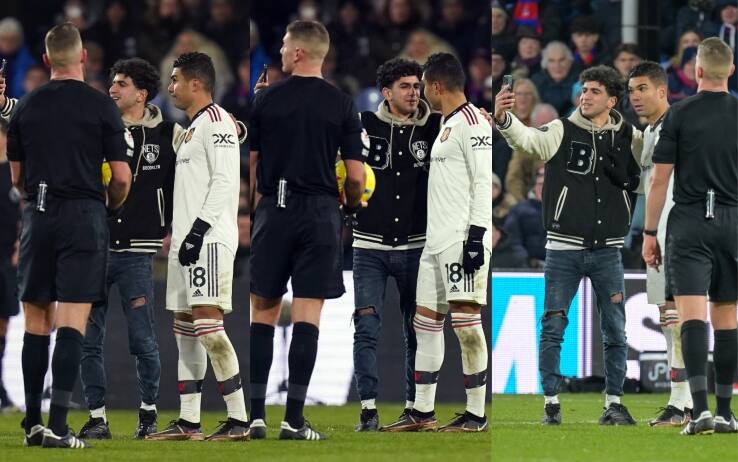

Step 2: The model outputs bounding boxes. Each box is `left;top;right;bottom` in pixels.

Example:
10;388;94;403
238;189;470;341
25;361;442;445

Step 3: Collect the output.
706;189;715;219
37;181;47;213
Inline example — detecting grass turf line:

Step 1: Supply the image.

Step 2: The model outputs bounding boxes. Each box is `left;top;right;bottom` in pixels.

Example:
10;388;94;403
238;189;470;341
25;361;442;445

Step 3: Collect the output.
0;404;490;462
491;393;738;462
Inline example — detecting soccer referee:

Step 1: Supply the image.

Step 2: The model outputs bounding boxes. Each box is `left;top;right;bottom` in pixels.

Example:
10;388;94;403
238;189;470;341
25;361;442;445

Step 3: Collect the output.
7;23;131;448
248;20;365;441
643;37;738;435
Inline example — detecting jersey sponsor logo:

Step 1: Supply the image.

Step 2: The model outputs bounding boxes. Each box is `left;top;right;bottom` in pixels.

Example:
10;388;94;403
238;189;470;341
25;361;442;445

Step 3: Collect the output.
470;136;492;149
212;133;235;146
142;144;160;164
411;140;428;160
184;127;196;143
440;127;452;142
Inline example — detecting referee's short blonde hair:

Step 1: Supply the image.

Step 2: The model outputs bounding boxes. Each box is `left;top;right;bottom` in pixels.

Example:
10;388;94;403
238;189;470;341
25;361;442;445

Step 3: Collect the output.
44;22;82;68
286;20;330;61
697;37;734;81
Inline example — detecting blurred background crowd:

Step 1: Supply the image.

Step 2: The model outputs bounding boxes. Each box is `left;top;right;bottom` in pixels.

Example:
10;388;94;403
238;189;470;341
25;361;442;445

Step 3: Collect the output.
490;0;738;270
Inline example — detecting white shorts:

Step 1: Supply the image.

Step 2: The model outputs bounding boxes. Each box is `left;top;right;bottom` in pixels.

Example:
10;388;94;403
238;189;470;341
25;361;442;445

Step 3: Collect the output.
415;242;490;313
166;242;234;313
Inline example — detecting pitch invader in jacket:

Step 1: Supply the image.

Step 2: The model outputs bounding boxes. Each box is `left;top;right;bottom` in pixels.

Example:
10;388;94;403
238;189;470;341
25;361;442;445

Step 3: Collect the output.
628;61;693;427
382;53;492;433
495;65;644;426
351;58;441;432
146;52;249;442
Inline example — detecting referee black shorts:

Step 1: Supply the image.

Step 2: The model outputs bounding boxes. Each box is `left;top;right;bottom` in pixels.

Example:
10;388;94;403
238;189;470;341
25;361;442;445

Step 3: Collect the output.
250;194;345;299
18;198;109;303
666;204;737;302
0;257;19;318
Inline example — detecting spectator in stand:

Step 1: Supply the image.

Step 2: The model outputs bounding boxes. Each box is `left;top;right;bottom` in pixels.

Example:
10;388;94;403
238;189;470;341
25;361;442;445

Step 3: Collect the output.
221;55;251;133
22;65;49;94
611;43;644;128
85;0;138;70
249;19;270;92
59;0;90;33
0;18;35;98
467;50;492;109
510;26;542;78
493;173;516;220
491;48;509;98
138;0;189;68
504;103;557;204
327;0;381;88
433;0;477;66
397;28;456;65
570;15;608;69
504;165;546;266
83;41;106;83
202;0;246;73
665;29;702;71
531;41;579;116
377;0;423;62
715;0;738;92
676;0;718;40
491;216;528;269
492;1;515;60
667;45;698;102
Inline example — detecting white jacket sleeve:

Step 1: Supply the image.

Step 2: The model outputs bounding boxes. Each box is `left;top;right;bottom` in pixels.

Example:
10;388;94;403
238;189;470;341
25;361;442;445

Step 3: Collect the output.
496;111;563;162
197;117;240;227
0;97;17;121
463;120;492;231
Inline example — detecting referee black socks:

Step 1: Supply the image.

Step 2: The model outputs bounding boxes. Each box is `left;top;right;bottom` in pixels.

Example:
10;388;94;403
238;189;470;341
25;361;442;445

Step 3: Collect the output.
285;322;319;429
249;323;275;421
681;320;709;416
713;328;737;421
48;327;84;436
22;332;50;432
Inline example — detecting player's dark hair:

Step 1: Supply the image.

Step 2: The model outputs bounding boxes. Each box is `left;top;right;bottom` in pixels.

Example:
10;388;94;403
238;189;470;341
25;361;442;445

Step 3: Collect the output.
423;52;465;91
628;61;667;87
579;65;623;100
110;58;160;102
376;58;423;91
173;52;216;93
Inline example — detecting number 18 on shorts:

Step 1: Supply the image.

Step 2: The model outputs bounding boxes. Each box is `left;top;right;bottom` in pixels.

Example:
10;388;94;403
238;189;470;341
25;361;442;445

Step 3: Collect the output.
166;242;234;313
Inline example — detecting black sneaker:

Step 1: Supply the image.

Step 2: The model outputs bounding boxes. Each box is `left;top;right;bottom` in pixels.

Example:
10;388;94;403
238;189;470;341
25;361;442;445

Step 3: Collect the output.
439;412;488;432
134;409;158;439
42;429;91;449
541;403;561;425
145;419;204;441
379;409;437;432
78;417;111;439
649;405;688;427
599;403;636;426
23;424;46;447
249;419;266;439
278;420;327;441
355;409;379;432
681;410;715;435
205;418;251;441
714;413;738;434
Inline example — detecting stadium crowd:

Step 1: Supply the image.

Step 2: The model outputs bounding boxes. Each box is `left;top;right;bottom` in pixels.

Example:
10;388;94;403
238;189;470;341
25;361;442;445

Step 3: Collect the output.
490;0;738;270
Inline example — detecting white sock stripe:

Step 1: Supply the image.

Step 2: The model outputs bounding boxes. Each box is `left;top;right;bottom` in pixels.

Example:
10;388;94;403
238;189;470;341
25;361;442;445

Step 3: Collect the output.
451;312;482;320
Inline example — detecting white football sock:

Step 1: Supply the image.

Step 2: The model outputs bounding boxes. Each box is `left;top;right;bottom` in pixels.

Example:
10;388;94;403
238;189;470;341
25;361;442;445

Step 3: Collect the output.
605;394;621;408
361;399;376;410
405;400;414;410
669;322;693;410
451;312;488;418
174;319;207;424
194;319;248;422
90;406;106;422
140;402;156;412
544;395;559;405
413;313;445;413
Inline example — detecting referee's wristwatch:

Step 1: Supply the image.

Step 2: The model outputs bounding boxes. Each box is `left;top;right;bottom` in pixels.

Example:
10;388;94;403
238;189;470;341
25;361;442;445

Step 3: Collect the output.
643;229;658;237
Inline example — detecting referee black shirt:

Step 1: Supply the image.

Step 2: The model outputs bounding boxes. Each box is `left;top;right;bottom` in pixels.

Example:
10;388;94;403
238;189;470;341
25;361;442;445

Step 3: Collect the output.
653;91;738;206
7;79;129;202
249;75;364;196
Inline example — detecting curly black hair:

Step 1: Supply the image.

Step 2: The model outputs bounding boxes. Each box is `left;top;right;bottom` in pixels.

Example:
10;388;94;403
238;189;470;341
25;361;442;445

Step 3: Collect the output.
422;52;465;91
579;65;623;100
109;58;159;102
173;52;215;93
376;58;423;91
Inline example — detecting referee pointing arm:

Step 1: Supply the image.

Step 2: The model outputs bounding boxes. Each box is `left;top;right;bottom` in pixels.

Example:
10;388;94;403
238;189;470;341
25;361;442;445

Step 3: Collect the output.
7;23;131;449
247;20;365;441
643;37;738;435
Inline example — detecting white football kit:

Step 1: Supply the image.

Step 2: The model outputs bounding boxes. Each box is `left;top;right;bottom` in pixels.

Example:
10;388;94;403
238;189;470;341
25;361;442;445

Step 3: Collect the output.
166;104;240;312
416;103;492;311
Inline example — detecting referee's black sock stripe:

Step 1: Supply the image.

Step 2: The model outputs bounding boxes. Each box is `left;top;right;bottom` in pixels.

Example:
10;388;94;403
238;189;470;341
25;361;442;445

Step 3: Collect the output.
681;319;709;415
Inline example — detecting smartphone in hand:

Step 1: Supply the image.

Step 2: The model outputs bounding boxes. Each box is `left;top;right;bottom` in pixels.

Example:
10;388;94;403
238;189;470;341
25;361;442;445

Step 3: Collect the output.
502;74;513;91
258;64;268;84
0;59;7;77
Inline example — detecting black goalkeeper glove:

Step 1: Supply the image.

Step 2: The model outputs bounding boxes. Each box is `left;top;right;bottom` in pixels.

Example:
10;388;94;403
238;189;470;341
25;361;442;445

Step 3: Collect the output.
462;225;486;274
603;152;640;192
178;218;211;266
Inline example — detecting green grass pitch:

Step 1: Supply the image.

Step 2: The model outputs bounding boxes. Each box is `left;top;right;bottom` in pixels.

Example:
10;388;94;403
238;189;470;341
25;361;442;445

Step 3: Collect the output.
491;394;738;461
0;404;490;461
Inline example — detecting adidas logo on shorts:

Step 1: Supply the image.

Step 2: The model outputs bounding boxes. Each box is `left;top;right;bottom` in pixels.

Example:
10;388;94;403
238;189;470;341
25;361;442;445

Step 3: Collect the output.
450;285;460;293
193;289;203;297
